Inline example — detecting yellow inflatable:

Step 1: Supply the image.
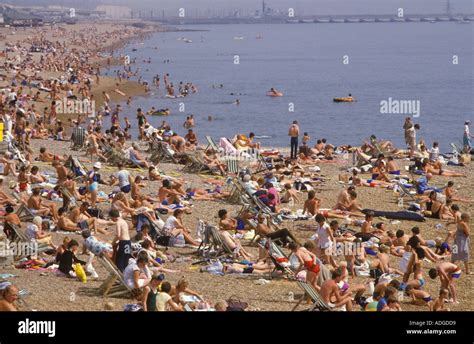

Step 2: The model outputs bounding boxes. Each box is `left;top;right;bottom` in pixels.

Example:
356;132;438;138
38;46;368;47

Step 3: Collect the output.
74;263;87;283
333;97;354;103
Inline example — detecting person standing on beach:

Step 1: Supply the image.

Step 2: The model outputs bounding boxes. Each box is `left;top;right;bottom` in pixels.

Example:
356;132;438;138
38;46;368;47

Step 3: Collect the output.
136;108;147;140
451;213;471;275
406;123;420;158
288;120;299;159
403;117;413;147
463;120;473;152
111;209;132;272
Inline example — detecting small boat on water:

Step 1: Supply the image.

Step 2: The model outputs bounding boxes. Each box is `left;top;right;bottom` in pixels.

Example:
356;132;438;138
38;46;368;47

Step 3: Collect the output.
302;19;314;23
315;18;330;23
347;18;360;23
361;18;375;23
333;96;354;103
150;109;170;116
407;17;421;22
234;37;244;40
184;39;193;43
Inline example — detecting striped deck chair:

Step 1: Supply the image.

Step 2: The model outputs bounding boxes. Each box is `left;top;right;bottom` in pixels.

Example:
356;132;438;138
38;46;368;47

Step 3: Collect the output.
292;280;332;312
96;255;133;298
71;126;86;150
15;204;37;223
259;239;295;279
226;157;239;175
197;225;234;259
4;223;51;260
255;154;273;173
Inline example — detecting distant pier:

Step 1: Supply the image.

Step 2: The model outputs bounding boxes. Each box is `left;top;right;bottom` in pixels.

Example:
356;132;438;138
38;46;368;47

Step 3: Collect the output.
156;14;474;25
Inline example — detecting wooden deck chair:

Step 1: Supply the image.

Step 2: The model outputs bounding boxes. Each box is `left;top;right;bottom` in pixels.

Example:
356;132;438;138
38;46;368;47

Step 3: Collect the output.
4;223;51;260
255;154;273;173
65;156;88;180
396;181;417;202
292;280;332;312
181;153;208;174
197;225;233;259
184;304;194;312
205;136;219;152
150;142;179;164
15;204;37;223
259;239;295;279
7;141;27;165
96;255;133;298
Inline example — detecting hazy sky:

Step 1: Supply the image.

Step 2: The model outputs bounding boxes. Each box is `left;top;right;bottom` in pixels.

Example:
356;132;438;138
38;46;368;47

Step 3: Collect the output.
9;0;473;14
101;0;473;14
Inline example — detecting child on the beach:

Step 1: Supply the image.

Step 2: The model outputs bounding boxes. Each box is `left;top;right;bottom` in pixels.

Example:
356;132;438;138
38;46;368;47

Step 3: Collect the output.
432;288;450;311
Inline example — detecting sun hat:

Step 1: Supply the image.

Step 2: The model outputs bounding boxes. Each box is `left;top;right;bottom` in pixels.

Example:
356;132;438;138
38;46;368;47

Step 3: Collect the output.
93;162;102;169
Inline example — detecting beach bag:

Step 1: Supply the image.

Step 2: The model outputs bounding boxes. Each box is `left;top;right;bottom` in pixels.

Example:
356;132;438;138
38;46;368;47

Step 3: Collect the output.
226;295;248;311
87;208;103;219
169;234;185;247
156;235;171;246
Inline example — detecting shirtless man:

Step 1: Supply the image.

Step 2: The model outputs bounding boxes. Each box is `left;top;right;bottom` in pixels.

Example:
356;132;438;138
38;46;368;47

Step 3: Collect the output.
0;285;19;311
319;268;353;311
288;120;299;160
289;242;320;292
218;209;246;231
169;133;186;153
27;188;58;221
256;213;298;246
110;209;132;272
302;190;320;216
335;186;354;211
158;179;182;205
429;262;462;304
445;181;472;203
38;147;65;163
386;156;401;175
87;127;106;161
52;161;68;185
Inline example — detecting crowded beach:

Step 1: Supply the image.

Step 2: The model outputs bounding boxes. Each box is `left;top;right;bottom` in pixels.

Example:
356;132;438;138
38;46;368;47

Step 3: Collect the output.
0;21;472;312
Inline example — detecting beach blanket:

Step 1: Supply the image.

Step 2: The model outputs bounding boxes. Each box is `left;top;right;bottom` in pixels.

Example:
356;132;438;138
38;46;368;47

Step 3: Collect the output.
362;209;425;222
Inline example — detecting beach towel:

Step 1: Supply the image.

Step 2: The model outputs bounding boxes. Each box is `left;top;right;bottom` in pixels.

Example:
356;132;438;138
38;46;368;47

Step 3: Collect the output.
362;209;425;222
219;137;239;155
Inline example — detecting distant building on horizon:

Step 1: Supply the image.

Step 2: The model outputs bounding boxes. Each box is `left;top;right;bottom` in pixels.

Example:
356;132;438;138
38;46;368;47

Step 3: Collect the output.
95;4;131;18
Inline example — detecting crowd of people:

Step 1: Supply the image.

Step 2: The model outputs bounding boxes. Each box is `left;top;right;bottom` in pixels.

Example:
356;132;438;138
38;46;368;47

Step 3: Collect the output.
0;22;472;313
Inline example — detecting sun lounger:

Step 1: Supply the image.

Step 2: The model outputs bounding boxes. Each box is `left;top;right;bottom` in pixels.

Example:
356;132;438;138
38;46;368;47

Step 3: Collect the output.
205;136;219;152
258;238;295;279
196;224;234;259
292;280;332;312
96;255;133;298
4;223;51;260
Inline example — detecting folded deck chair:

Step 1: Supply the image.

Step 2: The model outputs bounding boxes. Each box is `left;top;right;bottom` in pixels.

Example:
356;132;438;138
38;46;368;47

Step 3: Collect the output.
4;223;51;260
292;280;332;312
96;255;133;298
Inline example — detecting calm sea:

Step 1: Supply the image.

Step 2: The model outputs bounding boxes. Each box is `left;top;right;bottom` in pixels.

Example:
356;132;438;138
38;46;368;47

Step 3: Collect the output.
103;23;473;151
